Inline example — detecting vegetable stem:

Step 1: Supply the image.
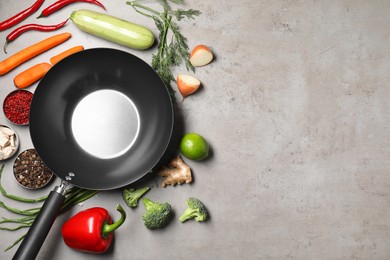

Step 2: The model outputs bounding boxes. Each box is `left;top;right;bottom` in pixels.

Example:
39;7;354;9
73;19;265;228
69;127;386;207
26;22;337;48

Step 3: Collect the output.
127;1;160;18
0;216;35;224
101;204;126;237
159;13;171;63
61;189;99;212
0;222;33;231
4;234;26;252
0;201;40;216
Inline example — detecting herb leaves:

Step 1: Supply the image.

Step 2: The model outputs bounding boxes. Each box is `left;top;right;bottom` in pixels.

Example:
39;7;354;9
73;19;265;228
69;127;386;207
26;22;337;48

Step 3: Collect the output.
126;0;201;96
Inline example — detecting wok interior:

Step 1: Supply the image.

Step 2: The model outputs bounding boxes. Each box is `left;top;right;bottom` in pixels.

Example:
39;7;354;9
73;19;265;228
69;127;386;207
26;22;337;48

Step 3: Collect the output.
71;89;140;159
29;48;173;190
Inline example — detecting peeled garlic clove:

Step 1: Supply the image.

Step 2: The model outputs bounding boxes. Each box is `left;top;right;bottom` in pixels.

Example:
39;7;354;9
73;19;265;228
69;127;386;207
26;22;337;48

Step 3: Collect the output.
3;146;14;157
0;127;14;136
10;135;15;147
0;133;9;148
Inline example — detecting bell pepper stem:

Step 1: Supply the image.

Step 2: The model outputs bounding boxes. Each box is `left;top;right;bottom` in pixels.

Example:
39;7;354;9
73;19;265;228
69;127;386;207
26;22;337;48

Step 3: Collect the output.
102;204;126;237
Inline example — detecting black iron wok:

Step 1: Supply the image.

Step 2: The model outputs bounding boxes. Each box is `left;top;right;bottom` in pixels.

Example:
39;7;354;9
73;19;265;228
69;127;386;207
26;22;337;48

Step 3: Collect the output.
13;48;173;259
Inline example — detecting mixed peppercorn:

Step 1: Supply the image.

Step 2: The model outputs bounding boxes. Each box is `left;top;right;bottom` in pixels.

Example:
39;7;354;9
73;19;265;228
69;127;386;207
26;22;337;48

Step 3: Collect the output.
3;90;33;125
13;149;53;189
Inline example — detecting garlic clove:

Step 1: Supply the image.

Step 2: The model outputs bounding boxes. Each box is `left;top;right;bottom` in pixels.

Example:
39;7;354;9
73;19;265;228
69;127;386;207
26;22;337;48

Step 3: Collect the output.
0;133;9;148
0;127;15;136
3;146;14;157
10;135;15;147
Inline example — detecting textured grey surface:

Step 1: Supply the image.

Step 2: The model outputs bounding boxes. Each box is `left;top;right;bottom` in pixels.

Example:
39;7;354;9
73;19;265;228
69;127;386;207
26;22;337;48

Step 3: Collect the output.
1;0;390;259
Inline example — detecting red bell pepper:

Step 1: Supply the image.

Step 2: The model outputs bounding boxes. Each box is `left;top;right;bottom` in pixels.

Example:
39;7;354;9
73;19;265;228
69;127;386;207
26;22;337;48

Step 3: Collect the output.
61;204;126;253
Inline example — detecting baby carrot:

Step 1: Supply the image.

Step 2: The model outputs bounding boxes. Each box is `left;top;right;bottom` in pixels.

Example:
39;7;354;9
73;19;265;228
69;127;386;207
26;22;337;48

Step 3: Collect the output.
0;32;71;76
14;62;52;89
50;45;84;65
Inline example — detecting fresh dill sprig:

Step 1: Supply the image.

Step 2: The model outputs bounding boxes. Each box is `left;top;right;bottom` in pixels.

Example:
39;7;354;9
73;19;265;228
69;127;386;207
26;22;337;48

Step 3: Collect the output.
126;0;201;97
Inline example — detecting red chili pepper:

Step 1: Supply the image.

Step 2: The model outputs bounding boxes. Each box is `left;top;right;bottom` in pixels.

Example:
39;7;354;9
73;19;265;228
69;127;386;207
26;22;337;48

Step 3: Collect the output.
3;19;69;54
0;0;45;31
61;204;126;253
38;0;106;18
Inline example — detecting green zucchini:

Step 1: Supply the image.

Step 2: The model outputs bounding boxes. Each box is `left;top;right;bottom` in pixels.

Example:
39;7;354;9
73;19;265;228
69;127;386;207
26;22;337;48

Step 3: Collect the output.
70;10;155;50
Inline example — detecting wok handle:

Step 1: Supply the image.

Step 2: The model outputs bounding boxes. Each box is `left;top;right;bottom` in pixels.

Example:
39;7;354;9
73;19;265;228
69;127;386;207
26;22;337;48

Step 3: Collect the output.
13;183;67;260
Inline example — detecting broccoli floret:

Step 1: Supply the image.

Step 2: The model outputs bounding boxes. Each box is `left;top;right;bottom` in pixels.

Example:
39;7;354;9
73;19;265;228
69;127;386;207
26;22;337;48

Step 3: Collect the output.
179;197;208;223
142;198;172;229
122;187;150;208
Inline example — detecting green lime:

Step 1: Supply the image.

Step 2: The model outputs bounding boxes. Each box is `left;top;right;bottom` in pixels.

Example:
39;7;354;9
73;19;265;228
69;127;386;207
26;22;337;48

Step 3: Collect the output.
180;133;209;160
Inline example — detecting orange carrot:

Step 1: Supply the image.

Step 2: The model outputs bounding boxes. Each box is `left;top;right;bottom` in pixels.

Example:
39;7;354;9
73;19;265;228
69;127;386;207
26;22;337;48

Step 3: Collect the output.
50;45;84;65
0;32;71;76
14;62;52;89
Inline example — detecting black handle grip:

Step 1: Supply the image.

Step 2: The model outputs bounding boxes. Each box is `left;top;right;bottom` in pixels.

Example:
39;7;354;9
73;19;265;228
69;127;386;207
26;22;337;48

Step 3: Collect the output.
13;189;65;260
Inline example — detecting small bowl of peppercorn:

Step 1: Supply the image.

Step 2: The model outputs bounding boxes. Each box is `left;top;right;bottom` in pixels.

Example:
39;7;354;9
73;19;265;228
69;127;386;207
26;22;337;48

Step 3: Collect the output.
3;89;33;126
13;149;54;189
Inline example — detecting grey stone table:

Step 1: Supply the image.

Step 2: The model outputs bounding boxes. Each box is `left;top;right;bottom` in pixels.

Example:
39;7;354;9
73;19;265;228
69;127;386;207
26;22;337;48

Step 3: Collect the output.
0;0;389;259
